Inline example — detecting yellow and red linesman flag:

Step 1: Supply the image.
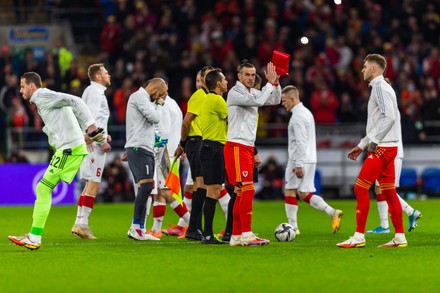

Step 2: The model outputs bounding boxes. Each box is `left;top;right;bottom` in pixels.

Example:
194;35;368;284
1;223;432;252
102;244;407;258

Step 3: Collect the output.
165;159;183;205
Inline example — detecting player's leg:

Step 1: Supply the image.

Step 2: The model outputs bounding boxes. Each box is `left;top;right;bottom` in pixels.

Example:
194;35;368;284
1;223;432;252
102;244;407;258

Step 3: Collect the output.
126;148;158;241
377;148;406;247
297;164;342;233
284;161;299;233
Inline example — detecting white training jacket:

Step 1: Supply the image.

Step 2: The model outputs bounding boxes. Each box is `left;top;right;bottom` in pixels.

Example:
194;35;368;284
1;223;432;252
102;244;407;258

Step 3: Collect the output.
154;95;182;154
125;87;162;153
287;102;317;167
358;75;399;150
82;81;109;141
226;81;281;146
30;88;95;150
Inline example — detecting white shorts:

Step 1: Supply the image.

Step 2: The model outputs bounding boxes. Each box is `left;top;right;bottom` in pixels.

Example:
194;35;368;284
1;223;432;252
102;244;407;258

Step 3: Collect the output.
285;162;316;193
79;145;106;183
185;167;194;185
375;157;402;187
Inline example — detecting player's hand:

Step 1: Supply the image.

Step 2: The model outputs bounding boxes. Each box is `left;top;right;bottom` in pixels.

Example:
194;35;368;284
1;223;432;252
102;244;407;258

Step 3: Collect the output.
121;151;127;162
174;145;184;158
87;127;105;143
106;134;112;143
348;146;363;161
101;142;111;153
294;167;304;178
254;154;262;168
368;142;377;153
264;62;279;84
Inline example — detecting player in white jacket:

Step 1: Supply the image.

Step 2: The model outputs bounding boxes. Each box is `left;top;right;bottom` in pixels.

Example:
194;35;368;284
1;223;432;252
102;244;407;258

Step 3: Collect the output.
281;86;343;235
338;54;406;248
224;60;280;246
72;63;112;240
9;72;104;250
147;95;190;238
368;80;422;234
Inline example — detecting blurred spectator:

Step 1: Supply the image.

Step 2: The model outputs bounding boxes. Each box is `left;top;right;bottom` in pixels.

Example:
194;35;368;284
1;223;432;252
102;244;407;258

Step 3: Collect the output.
113;77;135;125
100;15;122;64
52;38;73;79
100;156;133;202
255;156;284;200
310;81;339;123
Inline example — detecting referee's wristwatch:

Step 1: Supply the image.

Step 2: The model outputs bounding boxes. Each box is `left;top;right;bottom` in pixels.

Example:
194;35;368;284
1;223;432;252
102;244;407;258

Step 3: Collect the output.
180;140;187;148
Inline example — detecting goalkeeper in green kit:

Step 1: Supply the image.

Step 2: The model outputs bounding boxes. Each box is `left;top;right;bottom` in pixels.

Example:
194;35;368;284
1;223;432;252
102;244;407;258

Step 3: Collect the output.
8;72;105;251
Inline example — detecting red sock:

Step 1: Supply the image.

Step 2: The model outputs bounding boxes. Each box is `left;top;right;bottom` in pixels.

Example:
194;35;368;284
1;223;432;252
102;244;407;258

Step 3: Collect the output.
381;183;404;233
184;191;193;200
83;195;95;209
376;192;386;201
285;196;298;205
173;202;188;217
78;195;85;207
303;193;313;203
219;187;228;198
153;204;166;218
239;184;255;233
232;189;242;235
354;179;371;233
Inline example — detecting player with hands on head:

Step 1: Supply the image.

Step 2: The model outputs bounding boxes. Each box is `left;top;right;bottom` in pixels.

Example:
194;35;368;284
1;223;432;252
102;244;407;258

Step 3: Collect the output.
124;78;167;241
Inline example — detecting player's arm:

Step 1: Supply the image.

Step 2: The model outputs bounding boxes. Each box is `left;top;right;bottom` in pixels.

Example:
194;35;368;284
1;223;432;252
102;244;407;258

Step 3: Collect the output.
175;112;196;157
137;96;162;124
292;118;307;169
372;89;396;144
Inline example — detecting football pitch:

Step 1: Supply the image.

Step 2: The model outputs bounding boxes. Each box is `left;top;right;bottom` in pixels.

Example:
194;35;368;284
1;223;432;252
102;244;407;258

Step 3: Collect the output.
1;199;439;292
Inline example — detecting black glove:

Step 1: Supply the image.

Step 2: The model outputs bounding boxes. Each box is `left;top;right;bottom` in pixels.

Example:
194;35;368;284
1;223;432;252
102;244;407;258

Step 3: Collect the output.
88;127;105;144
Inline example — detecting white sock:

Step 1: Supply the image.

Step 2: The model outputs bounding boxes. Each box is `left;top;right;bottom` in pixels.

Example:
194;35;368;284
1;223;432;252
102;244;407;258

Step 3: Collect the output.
177;218;187;227
28;233;41;243
152;202;166;232
242;231;253;238
285;203;298;229
75;205;82;225
354;232;365;240
218;192;230;220
146;196;153;218
309;194;335;217
377;200;389;228
395;233;406;242
397;193;414;216
183;196;192;213
130;223;140;230
80;206;92;226
170;201;190;225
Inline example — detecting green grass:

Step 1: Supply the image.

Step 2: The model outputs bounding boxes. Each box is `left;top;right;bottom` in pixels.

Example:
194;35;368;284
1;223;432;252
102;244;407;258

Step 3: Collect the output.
1;199;439;292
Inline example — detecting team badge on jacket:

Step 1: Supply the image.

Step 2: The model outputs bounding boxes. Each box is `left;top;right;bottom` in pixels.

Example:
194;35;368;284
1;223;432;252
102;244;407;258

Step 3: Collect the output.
242;171;248;177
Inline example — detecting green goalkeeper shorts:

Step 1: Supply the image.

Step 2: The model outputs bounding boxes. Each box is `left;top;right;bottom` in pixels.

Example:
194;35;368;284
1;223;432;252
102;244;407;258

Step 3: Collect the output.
42;144;88;186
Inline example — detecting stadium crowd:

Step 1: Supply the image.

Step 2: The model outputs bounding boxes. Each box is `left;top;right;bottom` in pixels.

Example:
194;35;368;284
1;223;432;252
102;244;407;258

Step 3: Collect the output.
1;1;440;160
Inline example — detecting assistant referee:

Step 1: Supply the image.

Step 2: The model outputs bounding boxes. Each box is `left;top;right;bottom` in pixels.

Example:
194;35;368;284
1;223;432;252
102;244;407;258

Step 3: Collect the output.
199;68;229;244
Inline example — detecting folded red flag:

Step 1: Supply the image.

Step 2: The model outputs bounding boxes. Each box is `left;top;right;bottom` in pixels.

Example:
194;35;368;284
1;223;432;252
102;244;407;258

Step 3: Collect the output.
272;50;291;75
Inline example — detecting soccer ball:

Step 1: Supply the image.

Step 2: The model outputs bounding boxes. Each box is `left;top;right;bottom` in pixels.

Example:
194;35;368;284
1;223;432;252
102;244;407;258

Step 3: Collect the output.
274;223;296;242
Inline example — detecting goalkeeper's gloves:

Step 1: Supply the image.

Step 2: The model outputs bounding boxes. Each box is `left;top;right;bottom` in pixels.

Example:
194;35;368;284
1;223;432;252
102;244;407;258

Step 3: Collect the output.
154;134;168;148
88;127;105;144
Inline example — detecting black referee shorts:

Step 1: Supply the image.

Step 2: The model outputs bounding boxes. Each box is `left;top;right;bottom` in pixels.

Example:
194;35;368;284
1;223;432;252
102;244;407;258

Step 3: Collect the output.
200;140;225;185
186;136;203;180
